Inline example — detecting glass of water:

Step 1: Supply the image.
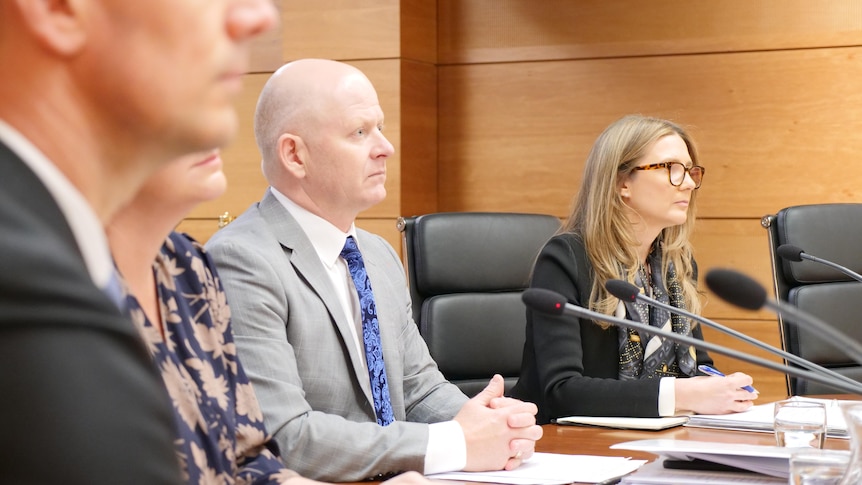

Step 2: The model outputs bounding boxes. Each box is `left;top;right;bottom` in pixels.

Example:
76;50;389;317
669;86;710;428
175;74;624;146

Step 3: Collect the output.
789;449;850;485
774;399;827;448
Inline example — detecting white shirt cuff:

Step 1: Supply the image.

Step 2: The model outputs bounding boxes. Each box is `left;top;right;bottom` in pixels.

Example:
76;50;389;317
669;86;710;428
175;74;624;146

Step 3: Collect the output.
423;420;467;475
658;377;676;417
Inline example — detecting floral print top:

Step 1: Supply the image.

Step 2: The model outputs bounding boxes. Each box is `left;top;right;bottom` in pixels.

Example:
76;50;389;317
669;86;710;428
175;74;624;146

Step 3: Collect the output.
125;232;298;484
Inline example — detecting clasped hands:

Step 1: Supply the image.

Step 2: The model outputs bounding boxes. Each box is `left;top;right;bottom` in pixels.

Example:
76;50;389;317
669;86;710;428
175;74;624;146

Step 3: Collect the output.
455;374;543;472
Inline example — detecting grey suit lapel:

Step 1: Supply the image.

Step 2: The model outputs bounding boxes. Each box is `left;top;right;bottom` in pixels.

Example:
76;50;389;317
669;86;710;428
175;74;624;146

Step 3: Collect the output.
258;190;374;402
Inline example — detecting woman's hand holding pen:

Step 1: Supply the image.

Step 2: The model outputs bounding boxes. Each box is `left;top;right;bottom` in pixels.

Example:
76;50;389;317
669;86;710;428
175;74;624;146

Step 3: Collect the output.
674;372;758;415
698;365;757;393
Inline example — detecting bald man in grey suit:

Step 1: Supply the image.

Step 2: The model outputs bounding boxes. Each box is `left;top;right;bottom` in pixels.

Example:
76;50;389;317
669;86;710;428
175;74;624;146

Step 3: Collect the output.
207;59;543;482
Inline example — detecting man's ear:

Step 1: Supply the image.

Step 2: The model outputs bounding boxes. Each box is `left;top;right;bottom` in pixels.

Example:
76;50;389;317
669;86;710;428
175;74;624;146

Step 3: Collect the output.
14;0;88;56
277;133;307;177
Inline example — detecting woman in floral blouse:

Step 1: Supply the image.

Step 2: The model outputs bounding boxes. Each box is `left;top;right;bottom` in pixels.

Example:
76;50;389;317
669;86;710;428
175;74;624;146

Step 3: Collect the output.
108;150;428;485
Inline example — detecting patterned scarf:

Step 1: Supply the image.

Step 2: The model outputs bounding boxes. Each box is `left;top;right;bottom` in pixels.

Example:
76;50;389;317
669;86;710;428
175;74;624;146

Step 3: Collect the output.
617;251;697;380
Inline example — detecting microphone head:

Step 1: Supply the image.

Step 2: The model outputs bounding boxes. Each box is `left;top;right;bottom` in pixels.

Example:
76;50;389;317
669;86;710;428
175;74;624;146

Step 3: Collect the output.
777;244;805;262
605;279;639;302
704;268;768;311
522;288;567;316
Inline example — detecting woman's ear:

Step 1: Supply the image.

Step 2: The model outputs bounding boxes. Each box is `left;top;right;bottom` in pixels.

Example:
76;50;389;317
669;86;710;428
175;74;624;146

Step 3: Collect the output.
618;177;632;199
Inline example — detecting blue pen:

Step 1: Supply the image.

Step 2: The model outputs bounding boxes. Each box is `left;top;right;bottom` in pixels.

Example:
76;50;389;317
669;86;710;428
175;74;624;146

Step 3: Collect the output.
697;364;757;393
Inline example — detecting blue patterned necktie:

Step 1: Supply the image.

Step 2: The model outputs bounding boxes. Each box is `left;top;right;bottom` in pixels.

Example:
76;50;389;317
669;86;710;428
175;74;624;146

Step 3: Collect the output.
341;236;395;426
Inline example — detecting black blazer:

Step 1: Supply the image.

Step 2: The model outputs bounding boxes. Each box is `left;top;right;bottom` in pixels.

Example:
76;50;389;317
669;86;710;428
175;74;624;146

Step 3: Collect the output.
0;142;181;484
510;233;712;423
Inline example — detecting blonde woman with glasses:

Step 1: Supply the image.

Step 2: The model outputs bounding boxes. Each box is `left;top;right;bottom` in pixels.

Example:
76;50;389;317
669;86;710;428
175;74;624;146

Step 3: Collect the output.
511;115;758;423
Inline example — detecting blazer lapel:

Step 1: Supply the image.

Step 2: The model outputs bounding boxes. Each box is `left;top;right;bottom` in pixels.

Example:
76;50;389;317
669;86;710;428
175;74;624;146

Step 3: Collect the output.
257;190;374;402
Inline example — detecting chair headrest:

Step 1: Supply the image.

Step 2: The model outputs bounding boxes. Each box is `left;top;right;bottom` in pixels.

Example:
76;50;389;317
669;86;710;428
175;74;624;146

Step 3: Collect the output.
776;203;862;284
408;212;559;296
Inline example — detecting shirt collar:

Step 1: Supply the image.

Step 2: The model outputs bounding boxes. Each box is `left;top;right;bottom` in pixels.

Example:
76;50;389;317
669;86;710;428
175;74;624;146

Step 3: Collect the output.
269;187;357;269
0;119;113;287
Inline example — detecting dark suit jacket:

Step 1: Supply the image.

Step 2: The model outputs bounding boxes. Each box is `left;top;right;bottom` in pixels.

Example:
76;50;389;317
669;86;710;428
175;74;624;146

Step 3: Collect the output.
0;141;181;484
510;232;713;423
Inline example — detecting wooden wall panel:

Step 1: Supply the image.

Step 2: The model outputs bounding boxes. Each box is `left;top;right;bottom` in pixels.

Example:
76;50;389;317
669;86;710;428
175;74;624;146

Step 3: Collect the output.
437;47;862;218
247;0;283;72
400;59;438;216
439;0;862;64
401;0;437;63
693;219;775;321
282;0;401;60
356;218;403;256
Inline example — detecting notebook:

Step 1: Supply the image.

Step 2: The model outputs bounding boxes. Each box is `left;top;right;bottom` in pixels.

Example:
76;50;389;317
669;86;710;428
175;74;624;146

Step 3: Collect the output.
554;415;689;431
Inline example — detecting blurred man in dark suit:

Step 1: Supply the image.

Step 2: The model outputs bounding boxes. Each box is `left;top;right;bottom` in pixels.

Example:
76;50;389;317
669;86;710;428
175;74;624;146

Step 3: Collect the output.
0;1;277;482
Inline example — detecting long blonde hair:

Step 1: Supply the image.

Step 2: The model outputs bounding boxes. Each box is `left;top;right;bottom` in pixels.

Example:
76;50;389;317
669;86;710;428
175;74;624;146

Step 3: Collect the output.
561;115;702;326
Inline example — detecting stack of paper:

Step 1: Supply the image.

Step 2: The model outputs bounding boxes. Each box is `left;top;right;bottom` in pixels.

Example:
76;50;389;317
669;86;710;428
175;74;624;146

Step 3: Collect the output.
685;396;849;439
619;458;786;485
554;415;689;431
427;452;647;484
611;438;853;479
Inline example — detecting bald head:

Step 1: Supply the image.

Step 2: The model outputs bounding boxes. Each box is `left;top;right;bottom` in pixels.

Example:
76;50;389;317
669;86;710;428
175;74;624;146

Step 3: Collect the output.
253;59;393;229
255;59;374;183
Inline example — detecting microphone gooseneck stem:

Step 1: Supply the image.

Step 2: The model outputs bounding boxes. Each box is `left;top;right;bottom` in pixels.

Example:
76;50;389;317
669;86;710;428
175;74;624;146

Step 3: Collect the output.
558;301;862;395
764;299;862;366
637;294;862;389
705;267;862;390
800;253;862;283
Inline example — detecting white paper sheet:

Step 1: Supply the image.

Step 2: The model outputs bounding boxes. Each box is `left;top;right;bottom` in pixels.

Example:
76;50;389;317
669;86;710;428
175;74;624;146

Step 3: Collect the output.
685;396;849;439
427;452;647;484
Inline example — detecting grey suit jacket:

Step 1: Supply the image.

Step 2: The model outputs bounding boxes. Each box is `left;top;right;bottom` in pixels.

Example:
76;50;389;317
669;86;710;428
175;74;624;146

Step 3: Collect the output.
0;141;181;483
206;189;468;482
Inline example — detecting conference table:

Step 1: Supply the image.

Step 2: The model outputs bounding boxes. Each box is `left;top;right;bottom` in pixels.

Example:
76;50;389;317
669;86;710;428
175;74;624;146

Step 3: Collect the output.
351;421;850;484
353;396;855;484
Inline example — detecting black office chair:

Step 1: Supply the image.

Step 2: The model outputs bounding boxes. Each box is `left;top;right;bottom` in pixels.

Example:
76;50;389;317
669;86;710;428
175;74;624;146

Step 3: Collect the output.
397;212;560;397
762;203;862;395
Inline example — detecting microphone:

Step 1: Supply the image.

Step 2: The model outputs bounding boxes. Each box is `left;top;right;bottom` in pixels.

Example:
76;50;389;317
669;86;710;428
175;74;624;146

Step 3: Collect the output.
776;244;862;283
522;288;862;394
705;268;862;368
604;279;861;390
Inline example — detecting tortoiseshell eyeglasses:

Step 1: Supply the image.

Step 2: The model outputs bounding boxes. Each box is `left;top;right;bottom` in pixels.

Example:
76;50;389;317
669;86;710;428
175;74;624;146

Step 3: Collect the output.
631;161;705;189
